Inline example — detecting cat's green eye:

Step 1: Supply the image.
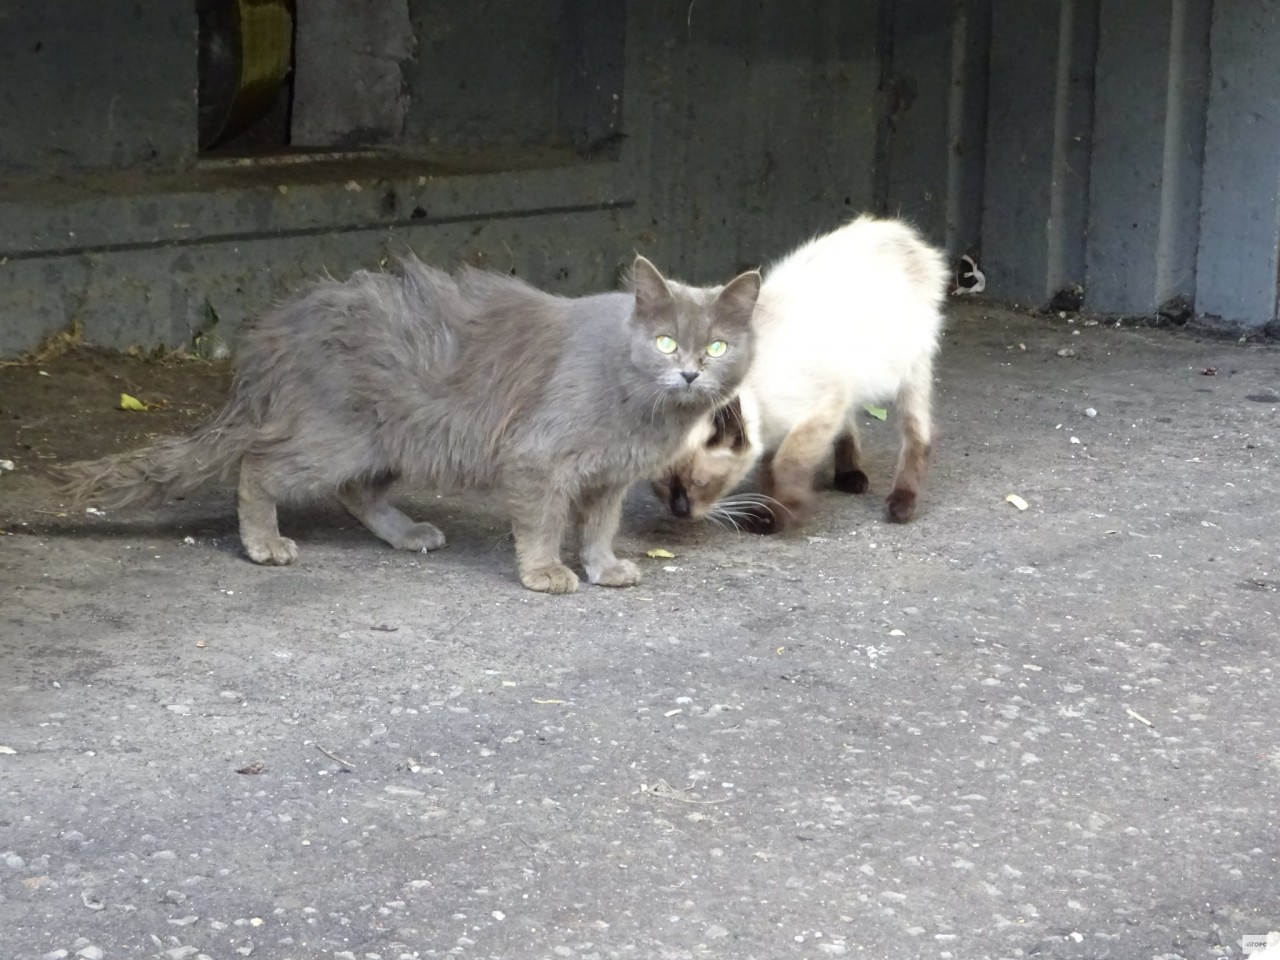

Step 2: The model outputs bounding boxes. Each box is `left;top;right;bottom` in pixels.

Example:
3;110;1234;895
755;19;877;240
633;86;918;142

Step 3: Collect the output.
655;335;678;354
705;340;728;358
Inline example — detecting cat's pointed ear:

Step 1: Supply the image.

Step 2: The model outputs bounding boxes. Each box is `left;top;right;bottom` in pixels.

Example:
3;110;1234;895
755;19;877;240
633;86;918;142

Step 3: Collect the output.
715;269;762;328
629;255;674;309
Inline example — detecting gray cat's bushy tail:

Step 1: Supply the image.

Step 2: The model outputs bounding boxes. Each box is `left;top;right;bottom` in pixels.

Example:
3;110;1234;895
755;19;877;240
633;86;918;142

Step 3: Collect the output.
53;403;251;509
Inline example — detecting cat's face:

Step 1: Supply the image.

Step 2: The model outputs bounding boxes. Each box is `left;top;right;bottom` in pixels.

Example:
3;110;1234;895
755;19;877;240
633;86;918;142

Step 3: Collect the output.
651;398;757;519
627;257;760;410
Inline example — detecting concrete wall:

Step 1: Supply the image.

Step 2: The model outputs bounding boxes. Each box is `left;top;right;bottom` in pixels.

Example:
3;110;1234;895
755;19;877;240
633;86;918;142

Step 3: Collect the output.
883;0;1279;328
0;2;197;176
0;0;882;356
2;0;1280;356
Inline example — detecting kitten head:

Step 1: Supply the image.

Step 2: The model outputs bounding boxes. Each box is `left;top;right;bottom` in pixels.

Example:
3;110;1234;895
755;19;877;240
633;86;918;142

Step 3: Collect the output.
651;396;759;520
626;256;761;409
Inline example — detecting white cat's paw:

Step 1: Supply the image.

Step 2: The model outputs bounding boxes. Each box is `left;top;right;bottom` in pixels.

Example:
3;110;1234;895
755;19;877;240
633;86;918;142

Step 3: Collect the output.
590;559;642;588
244;535;299;566
520;563;580;595
394;522;447;552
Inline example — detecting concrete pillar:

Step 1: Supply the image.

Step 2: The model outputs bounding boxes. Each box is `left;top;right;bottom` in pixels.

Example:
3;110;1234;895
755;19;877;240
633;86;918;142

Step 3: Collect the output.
879;0;990;256
946;0;993;260
982;0;1098;305
1196;2;1280;327
1085;0;1211;316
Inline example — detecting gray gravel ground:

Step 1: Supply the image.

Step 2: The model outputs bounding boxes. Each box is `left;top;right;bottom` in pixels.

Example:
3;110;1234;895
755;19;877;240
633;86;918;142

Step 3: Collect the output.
2;303;1278;960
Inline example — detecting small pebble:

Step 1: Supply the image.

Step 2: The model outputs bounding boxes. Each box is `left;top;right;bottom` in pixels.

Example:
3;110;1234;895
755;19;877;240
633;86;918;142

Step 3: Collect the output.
383;785;424;798
76;948;104;960
1084;407;1097;418
3;852;25;869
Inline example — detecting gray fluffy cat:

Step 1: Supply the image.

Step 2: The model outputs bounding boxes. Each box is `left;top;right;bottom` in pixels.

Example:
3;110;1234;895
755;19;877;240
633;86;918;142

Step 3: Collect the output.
56;254;761;593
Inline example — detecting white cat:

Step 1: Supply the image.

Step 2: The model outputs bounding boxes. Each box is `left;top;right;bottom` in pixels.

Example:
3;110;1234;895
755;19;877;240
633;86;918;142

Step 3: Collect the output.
652;215;949;532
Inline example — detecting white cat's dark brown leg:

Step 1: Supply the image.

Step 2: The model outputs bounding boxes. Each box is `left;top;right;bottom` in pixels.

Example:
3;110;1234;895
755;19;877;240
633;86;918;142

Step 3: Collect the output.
886;361;934;523
750;413;843;534
506;476;579;594
238;456;298;565
338;474;446;552
833;420;869;494
577;485;641;587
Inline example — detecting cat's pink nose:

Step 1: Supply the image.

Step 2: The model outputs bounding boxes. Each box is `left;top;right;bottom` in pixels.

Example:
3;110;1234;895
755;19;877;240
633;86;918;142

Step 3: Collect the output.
680;370;699;384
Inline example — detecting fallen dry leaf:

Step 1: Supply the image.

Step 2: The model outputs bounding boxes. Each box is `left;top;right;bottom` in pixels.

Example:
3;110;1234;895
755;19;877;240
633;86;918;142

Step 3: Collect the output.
235;762;265;775
119;393;148;411
1005;493;1030;511
645;548;676;559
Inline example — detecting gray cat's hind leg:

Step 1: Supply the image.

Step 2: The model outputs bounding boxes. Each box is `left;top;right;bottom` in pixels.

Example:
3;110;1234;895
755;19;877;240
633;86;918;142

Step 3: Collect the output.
238;456;299;565
577;485;641;588
338;476;446;552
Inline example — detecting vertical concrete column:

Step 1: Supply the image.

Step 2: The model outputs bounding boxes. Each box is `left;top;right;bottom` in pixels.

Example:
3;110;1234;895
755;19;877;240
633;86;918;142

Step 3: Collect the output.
1196;2;1280;327
945;0;992;259
880;0;954;242
982;0;1098;305
1086;0;1210;316
878;0;990;254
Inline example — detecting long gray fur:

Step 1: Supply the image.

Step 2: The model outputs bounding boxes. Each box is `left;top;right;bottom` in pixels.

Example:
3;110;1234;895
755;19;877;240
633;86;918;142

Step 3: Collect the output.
54;254;761;593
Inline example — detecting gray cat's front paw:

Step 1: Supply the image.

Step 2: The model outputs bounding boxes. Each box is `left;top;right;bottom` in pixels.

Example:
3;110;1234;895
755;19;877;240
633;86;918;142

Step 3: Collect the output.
394;522;447;552
520;563;580;594
244;535;299;566
590;559;642;587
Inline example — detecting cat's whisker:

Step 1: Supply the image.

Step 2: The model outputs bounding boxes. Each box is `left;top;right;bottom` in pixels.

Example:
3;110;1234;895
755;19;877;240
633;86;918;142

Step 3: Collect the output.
650;386;670;422
705;507;741;531
718;492;783;516
711;504;761;522
640;383;668;423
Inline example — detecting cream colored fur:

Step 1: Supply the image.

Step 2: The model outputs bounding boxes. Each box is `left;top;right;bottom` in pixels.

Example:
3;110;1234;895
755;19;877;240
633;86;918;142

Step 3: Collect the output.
653;215;949;530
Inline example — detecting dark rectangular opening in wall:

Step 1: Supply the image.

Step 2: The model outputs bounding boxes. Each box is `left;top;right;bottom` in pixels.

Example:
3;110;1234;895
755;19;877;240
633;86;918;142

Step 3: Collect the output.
197;0;627;169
